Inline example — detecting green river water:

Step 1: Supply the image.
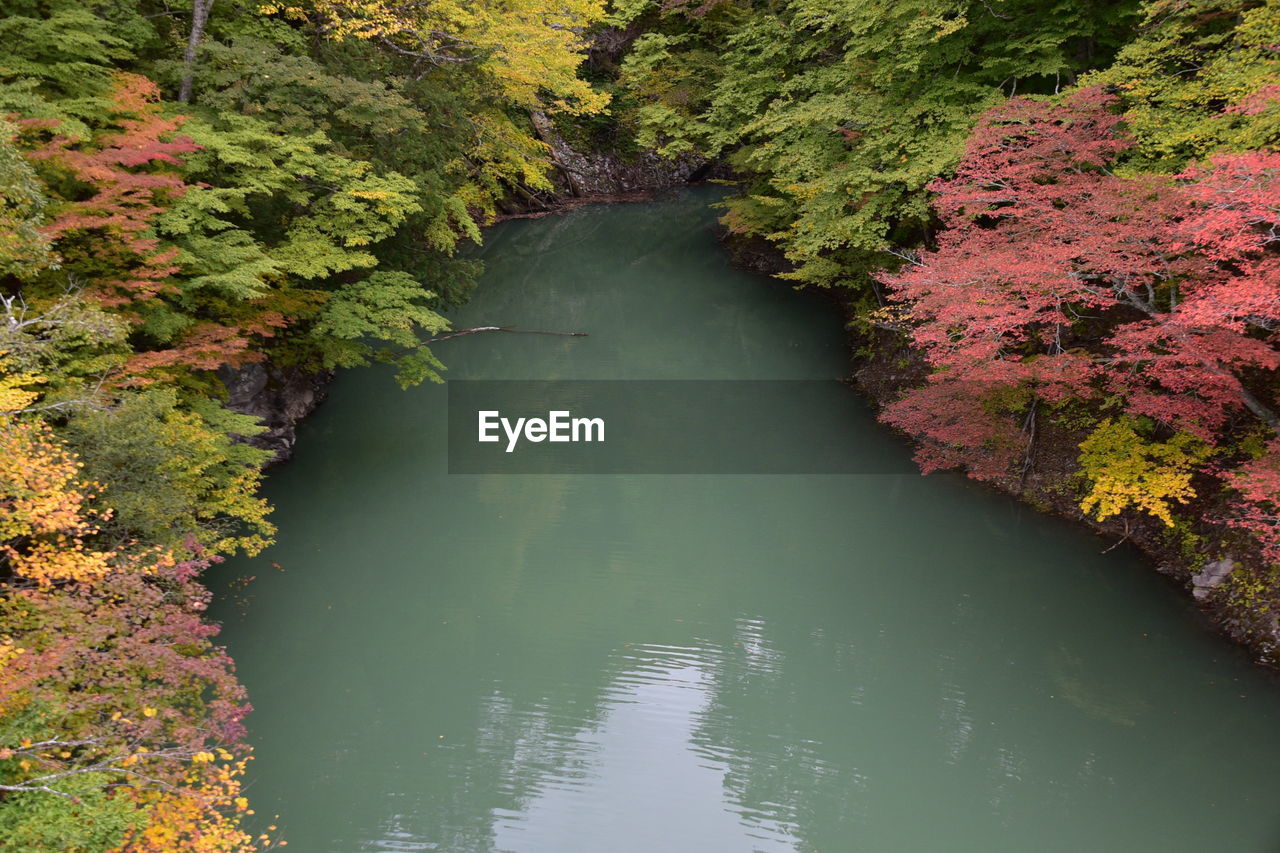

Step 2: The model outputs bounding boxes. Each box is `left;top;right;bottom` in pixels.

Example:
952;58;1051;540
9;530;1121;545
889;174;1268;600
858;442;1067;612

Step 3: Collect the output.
214;189;1280;852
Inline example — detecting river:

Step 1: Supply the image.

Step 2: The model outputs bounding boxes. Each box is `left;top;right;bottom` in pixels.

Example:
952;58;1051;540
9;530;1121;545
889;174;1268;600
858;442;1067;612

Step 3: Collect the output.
214;188;1280;852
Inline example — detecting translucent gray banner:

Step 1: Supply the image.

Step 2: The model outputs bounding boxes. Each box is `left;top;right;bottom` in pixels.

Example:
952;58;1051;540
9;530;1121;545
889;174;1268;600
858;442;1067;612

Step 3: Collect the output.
446;380;915;474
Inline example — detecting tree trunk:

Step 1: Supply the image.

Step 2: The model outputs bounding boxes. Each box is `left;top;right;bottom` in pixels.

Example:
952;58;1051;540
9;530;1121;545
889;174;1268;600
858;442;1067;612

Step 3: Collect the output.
178;0;215;104
1122;290;1280;436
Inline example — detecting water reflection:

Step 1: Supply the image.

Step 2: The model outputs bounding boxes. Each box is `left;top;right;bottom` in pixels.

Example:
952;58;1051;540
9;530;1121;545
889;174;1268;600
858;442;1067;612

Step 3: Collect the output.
492;644;796;853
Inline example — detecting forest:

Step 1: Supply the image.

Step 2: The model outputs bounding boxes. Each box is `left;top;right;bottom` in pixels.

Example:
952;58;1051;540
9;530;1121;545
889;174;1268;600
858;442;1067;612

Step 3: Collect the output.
0;0;1277;849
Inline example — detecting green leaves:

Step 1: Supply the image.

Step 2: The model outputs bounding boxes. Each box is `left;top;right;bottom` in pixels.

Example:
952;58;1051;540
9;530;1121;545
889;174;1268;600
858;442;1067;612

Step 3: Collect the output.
0;122;53;279
169;111;424;282
620;0;1142;288
0;6;132;140
62;387;274;557
1089;0;1280;171
170;231;277;302
0;7;131;95
0;734;146;853
313;271;451;383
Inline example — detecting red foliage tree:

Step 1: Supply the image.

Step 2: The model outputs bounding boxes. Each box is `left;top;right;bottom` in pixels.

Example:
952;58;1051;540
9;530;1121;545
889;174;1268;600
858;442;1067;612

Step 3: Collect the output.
17;73;276;382
22;74;197;307
880;88;1280;478
1222;440;1280;565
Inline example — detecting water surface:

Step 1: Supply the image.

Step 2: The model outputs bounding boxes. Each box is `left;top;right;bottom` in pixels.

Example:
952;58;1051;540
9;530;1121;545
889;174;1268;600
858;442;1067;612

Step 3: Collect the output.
216;189;1280;852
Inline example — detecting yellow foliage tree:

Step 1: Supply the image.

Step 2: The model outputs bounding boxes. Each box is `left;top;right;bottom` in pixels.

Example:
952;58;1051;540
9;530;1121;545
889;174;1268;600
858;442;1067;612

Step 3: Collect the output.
0;417;165;584
1078;417;1212;527
0;352;44;415
0;419;130;586
259;0;609;113
150;407;274;557
116;751;271;853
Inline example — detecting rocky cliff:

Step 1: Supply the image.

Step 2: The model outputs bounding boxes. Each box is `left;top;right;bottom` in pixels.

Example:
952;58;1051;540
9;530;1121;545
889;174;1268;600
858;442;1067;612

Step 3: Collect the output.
219;363;333;463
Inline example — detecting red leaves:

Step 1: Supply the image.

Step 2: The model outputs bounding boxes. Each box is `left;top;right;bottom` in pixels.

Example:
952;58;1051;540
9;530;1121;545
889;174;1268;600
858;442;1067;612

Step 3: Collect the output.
1171;153;1280;344
1223;441;1280;564
880;86;1280;544
1178;152;1280;260
122;323;265;384
1225;83;1280;117
25;74;198;307
880;381;1032;480
16;73;284;382
929;87;1129;230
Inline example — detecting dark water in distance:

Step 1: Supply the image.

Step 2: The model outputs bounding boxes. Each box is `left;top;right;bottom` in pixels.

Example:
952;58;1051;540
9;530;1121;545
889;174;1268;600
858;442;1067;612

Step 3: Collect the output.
213;188;1280;853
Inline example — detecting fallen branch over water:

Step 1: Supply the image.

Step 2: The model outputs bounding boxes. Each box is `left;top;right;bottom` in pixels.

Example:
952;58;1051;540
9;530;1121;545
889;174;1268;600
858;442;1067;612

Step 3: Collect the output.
391;325;588;357
426;325;588;343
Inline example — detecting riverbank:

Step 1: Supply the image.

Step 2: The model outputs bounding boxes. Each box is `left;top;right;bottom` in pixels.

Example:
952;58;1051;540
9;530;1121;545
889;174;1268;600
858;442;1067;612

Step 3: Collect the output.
852;327;1280;666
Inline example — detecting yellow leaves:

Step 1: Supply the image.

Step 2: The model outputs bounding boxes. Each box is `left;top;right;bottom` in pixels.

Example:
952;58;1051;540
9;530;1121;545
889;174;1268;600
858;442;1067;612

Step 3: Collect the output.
1078;418;1212;527
0;639;22;678
144;405;276;557
345;189;392;201
0;361;45;414
0;419;127;586
111;751;264;847
143;706;157;717
118;748;268;851
257;0;609;113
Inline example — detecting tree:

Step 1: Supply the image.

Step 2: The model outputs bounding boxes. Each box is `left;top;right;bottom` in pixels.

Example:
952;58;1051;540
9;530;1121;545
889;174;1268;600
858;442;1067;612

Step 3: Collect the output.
178;0;217;104
880;89;1280;489
21;73;198;309
61;390;274;558
0;419;122;587
258;0;609;113
618;0;1142;288
1222;440;1280;564
1078;418;1211;526
0;120;53;279
1089;0;1280;170
0;563;263;851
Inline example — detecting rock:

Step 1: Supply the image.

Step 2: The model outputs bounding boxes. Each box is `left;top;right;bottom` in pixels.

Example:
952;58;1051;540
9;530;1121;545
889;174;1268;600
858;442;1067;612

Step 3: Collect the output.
218;363;333;464
528;110;709;200
717;229;793;276
1193;557;1237;601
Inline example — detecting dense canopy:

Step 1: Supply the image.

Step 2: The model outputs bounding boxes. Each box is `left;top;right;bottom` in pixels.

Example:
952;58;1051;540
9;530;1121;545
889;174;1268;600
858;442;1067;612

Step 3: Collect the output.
0;0;1277;847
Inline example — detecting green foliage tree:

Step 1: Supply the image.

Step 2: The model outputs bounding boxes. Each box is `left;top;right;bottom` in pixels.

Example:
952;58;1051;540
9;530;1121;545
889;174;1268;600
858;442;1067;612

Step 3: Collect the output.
0;750;145;853
0;0;611;844
0;122;53;279
1089;0;1280;170
61;389;274;557
618;0;1142;289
